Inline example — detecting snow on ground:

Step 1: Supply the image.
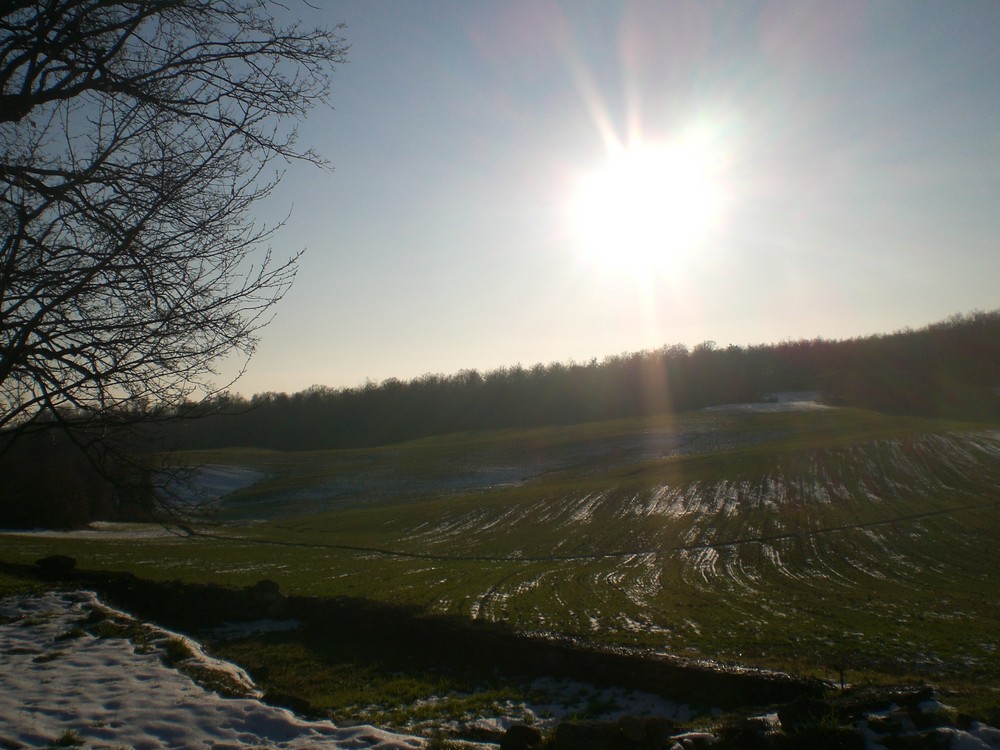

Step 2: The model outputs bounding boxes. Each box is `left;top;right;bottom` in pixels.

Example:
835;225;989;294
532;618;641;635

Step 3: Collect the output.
159;464;267;505
5;591;999;750
0;521;184;540
394;674;696;739
1;590;696;749
0;465;267;539
514;675;693;726
857;709;1000;750
0;590;424;750
702;391;831;413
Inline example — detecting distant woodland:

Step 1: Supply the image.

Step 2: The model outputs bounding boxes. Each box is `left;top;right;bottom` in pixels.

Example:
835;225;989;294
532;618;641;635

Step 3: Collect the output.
3;310;998;528
174;310;1000;450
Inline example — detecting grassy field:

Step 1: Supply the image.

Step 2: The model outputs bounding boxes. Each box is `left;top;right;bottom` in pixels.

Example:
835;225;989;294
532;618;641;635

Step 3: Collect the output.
3;406;1000;721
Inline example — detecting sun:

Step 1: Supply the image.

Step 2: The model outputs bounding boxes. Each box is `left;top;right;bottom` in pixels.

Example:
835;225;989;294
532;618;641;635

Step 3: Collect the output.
568;135;727;273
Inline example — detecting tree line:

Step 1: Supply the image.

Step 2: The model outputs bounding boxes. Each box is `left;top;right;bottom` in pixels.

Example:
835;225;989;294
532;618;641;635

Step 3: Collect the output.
172;310;1000;451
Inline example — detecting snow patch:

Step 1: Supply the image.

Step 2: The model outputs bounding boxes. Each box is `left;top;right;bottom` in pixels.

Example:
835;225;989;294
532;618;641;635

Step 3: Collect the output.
703;391;830;413
0;591;423;749
1;521;183;540
160;463;267;505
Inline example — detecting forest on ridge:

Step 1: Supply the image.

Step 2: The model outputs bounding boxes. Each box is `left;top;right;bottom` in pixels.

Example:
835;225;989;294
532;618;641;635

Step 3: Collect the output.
174;310;1000;451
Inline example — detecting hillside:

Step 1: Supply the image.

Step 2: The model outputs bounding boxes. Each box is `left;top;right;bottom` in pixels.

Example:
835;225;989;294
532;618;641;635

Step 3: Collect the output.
4;405;999;727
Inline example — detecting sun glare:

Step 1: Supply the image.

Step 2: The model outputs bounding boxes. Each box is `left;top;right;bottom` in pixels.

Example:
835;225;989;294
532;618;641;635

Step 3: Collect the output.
568;135;727;274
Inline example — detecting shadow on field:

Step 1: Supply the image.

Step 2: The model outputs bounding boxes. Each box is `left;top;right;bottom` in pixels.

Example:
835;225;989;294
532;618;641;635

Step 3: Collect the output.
5;557;827;712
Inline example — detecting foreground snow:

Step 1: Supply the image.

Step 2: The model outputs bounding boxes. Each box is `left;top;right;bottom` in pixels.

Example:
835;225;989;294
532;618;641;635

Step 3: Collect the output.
1;590;696;748
6;592;999;750
0;590;424;750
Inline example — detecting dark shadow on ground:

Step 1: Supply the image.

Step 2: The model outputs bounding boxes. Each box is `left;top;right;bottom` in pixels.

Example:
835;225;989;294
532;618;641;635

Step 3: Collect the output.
3;558;826;711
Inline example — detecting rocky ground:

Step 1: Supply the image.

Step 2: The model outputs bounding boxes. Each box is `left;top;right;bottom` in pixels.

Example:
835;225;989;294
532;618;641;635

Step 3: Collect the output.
493;687;1000;750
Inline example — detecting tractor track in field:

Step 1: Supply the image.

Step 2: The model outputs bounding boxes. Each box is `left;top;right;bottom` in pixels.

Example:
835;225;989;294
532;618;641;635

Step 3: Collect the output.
195;497;1000;564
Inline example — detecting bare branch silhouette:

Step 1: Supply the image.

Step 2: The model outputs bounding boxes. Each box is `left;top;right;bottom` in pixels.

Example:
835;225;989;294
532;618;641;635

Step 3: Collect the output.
0;0;347;520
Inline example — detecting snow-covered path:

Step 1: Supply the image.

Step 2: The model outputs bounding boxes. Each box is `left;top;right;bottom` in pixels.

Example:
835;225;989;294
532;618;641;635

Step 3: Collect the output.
0;590;424;750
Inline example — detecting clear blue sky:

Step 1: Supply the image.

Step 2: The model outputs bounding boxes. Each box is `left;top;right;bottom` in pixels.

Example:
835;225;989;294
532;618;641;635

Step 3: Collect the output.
229;0;1000;396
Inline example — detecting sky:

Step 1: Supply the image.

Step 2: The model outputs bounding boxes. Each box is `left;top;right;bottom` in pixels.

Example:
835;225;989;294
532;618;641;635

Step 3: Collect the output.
230;0;1000;396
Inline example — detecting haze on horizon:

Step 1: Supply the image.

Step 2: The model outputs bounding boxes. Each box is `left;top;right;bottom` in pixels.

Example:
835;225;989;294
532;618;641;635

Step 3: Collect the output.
230;1;1000;397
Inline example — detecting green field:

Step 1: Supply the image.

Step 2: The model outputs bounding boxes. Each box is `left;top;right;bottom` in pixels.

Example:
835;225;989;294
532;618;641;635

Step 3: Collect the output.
3;406;1000;717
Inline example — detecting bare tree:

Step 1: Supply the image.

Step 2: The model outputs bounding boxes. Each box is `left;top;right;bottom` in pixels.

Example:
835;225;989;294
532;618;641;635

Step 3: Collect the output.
0;1;346;524
0;1;346;454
